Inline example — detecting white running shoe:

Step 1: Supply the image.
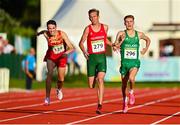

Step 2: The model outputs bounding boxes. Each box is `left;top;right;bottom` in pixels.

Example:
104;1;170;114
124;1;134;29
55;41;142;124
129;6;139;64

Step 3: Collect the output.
44;97;50;106
56;89;63;100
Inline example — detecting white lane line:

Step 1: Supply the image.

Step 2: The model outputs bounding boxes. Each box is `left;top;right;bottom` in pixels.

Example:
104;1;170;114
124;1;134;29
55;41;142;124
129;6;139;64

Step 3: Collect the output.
0;89;169;123
150;111;180;125
0;89;148;111
0;88;92;100
0;88;100;104
0;91;97;104
0;88;122;104
66;94;180;124
0;92;120;111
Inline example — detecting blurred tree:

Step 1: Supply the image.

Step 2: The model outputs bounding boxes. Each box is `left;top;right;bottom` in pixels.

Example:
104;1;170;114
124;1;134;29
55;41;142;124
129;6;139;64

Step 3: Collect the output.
0;9;20;31
0;0;40;29
0;9;34;44
0;0;40;47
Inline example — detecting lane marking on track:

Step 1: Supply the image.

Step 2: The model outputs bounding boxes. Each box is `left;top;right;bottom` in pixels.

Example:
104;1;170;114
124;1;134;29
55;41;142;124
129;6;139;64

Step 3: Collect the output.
66;94;180;124
0;91;97;104
0;89;97;102
0;92;120;111
0;88;123;104
0;89;148;111
0;89;170;123
150;111;180;125
0;88;95;100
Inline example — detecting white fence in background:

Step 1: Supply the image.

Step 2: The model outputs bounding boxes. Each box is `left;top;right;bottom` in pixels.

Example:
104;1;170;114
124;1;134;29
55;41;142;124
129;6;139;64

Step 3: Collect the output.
0;68;10;93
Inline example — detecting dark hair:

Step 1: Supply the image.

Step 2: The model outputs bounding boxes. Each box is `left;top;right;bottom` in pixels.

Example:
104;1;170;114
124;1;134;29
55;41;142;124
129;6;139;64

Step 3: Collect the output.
46;20;57;27
88;8;99;16
124;15;134;21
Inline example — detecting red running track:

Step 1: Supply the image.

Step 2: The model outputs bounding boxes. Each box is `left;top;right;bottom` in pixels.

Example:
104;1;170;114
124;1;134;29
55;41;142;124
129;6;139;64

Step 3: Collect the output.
0;88;179;124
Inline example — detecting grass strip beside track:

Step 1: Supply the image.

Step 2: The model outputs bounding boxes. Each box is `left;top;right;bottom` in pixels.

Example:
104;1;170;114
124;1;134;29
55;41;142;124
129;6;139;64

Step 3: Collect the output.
9;74;180;90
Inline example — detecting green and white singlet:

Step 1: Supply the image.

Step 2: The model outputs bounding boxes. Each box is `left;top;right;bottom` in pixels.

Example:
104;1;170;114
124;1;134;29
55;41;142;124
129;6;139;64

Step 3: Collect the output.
120;30;140;76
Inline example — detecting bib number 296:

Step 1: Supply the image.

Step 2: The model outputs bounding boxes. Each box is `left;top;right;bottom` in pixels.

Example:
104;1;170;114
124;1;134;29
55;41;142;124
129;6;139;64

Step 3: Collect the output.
124;48;137;59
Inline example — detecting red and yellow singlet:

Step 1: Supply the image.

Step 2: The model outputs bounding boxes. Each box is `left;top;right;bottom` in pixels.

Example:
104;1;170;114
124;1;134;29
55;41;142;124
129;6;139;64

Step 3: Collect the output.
44;30;67;67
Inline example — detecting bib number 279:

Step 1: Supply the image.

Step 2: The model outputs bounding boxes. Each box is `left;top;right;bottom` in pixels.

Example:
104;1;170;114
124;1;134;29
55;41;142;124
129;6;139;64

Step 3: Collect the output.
92;40;105;53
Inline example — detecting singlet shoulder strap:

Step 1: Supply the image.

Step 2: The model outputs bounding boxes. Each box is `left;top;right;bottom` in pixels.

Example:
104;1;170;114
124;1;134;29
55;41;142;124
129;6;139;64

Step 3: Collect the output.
101;24;105;32
57;30;61;36
135;30;138;37
88;24;93;32
124;30;128;37
124;30;138;38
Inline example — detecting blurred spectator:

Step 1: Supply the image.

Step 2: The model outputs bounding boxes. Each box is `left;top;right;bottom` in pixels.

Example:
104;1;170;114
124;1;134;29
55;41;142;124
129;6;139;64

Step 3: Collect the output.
67;50;81;75
160;45;174;57
23;48;36;90
0;36;3;54
3;39;15;54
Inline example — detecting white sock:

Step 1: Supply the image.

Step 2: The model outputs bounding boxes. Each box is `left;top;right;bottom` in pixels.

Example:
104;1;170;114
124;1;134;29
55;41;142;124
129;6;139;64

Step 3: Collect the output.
57;88;62;92
129;89;134;94
124;96;128;102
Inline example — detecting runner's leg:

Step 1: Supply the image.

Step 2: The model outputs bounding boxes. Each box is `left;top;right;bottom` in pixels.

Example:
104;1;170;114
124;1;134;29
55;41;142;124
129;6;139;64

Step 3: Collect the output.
97;72;105;105
121;73;129;101
56;66;66;100
129;68;138;90
95;72;105;114
46;59;56;98
57;67;66;89
128;68;138;105
88;76;96;88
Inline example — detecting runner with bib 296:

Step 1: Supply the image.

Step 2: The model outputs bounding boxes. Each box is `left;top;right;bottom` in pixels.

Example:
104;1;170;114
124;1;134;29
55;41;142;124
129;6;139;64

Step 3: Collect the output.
112;15;151;113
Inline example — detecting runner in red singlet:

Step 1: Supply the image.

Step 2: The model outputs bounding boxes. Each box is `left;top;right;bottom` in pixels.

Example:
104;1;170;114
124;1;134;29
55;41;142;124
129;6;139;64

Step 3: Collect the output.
37;20;74;105
79;9;113;114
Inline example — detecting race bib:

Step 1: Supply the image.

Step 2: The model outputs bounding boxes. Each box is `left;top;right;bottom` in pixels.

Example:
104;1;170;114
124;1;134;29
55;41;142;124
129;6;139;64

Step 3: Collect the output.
52;44;64;54
91;40;105;53
124;48;137;59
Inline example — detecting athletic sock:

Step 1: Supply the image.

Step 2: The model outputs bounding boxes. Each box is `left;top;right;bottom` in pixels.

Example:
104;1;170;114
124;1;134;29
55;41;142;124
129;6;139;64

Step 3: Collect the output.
129;89;134;94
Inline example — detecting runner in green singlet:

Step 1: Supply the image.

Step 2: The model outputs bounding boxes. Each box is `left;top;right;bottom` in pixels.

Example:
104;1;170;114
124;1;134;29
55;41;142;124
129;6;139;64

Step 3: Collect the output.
113;15;151;113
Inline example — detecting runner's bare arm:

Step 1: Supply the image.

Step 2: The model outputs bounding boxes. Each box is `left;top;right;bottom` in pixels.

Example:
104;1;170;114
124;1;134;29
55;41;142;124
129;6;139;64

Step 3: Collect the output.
61;31;75;55
37;30;49;40
103;25;113;46
112;31;125;51
79;26;89;59
36;30;47;36
106;38;113;46
116;31;125;46
139;32;151;55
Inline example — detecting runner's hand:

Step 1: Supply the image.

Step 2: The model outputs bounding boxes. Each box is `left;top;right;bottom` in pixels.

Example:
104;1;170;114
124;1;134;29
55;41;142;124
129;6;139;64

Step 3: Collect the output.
61;53;68;58
83;51;89;60
112;45;118;51
112;43;120;52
